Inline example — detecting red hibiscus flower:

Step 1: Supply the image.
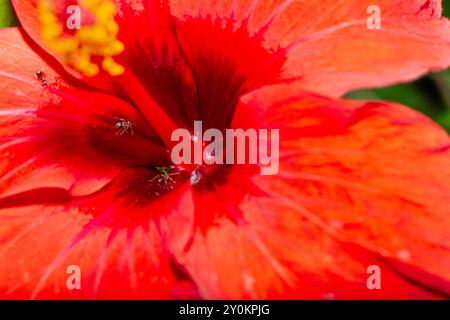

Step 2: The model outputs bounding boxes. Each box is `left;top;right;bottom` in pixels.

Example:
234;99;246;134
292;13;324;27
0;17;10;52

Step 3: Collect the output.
0;0;449;299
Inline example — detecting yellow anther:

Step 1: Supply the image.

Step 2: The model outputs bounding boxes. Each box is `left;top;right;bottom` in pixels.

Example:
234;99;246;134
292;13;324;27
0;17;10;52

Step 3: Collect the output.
102;56;125;76
38;0;125;77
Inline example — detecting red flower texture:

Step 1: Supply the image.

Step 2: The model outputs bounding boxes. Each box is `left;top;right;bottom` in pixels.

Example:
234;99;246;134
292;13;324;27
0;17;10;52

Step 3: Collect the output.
0;0;450;299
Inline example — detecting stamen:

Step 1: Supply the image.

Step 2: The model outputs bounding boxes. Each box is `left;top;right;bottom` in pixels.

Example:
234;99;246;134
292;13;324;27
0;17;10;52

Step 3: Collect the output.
38;0;125;77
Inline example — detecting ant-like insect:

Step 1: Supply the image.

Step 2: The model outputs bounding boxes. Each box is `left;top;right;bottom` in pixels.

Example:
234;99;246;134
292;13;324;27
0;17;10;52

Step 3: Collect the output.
113;117;136;136
36;69;48;88
150;166;180;185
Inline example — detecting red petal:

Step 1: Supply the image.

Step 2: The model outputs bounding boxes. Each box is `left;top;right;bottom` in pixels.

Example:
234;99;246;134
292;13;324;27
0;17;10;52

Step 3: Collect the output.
0;167;198;299
170;0;450;96
176;87;450;299
0;28;166;198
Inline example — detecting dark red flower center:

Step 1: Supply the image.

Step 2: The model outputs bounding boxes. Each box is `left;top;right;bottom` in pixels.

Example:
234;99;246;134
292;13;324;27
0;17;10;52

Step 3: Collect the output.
115;16;287;194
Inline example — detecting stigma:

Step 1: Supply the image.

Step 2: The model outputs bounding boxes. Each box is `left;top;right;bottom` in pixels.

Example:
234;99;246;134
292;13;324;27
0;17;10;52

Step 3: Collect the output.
190;170;202;186
38;0;125;77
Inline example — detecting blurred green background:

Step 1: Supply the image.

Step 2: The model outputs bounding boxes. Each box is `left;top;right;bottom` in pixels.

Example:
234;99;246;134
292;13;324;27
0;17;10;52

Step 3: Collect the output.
0;0;449;130
0;0;18;28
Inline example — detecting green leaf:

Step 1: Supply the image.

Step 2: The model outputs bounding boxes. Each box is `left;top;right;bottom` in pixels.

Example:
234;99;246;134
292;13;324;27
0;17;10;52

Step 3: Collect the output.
444;0;450;18
0;0;18;28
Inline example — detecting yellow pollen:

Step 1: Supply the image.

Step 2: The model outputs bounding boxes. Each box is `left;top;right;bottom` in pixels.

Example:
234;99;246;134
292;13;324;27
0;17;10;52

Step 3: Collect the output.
38;0;125;77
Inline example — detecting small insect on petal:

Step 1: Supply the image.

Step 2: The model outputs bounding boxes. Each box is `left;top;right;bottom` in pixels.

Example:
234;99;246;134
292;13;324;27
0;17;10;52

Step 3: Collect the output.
36;69;49;88
149;167;180;191
113;116;136;136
